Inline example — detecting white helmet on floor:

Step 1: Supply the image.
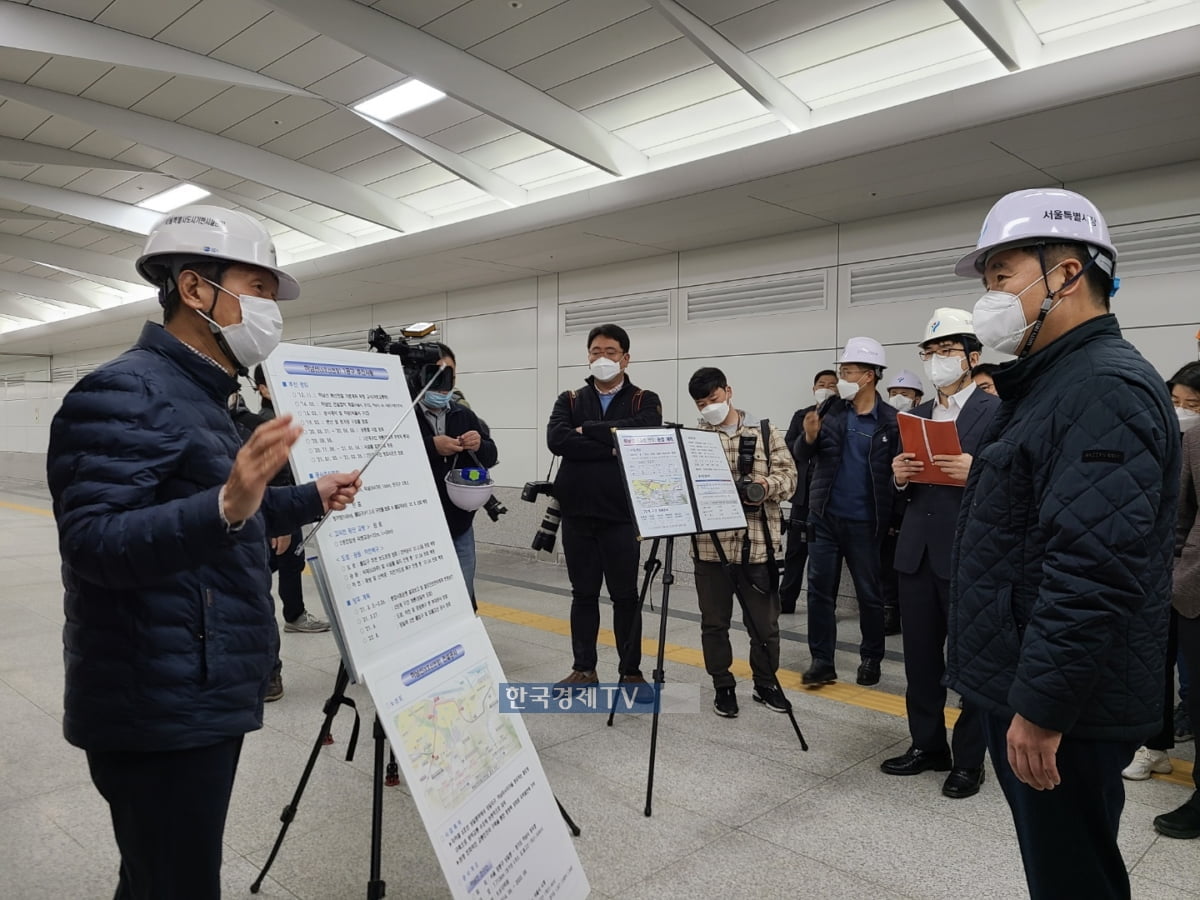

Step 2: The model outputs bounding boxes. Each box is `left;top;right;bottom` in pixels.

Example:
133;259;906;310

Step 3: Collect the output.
838;336;887;369
921;308;975;346
444;466;494;512
886;369;924;393
955;188;1116;281
136;204;300;301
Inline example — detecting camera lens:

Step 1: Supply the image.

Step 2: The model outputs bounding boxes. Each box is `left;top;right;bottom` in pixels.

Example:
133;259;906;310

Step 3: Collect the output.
531;498;562;552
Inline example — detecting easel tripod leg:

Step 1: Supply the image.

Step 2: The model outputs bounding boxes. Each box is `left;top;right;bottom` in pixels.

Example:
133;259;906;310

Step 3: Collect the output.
644;538;674;817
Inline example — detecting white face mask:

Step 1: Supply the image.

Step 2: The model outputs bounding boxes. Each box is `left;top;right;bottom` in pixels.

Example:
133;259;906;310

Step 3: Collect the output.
700;401;729;426
1177;408;1200;433
887;394;913;412
837;377;862;400
924;355;967;389
813;387;836;404
972;262;1065;356
197;278;282;370
589;357;621;382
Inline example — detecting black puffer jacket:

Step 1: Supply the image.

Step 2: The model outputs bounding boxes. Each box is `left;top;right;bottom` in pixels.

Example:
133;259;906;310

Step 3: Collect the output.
547;377;662;521
947;315;1179;740
418;401;499;537
48;323;323;753
795;394;899;537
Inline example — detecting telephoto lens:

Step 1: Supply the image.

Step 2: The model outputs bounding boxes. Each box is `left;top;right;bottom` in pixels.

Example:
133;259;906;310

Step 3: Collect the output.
531;498;563;552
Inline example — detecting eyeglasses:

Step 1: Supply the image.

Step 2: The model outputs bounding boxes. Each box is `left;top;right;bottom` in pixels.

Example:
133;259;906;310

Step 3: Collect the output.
917;347;966;362
1175;399;1200;413
837;367;865;379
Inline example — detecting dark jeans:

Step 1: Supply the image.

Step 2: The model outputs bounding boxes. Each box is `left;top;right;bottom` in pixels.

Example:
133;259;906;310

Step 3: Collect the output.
983;712;1136;900
1179;613;1200;798
694;559;780;689
269;528;305;623
1148;608;1179;752
86;736;245;900
805;511;885;664
560;515;643;676
898;564;984;767
779;512;808;609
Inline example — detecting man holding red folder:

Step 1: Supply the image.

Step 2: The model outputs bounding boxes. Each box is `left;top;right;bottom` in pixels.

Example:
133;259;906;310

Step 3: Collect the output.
882;308;999;799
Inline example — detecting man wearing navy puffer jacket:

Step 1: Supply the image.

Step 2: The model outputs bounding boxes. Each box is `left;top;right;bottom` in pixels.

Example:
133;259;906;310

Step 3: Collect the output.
47;206;361;900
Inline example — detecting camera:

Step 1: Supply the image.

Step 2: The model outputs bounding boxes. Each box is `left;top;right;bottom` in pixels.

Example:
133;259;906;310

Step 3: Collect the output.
520;480;555;503
368;324;452;398
483;495;507;522
521;480;561;552
531;498;562;553
735;435;766;506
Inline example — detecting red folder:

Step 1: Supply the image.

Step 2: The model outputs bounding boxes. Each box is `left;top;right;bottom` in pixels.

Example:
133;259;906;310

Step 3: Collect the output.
897;412;964;486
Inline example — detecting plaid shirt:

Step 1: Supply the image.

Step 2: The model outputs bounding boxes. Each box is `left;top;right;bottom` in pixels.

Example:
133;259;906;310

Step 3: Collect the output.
692;412;798;565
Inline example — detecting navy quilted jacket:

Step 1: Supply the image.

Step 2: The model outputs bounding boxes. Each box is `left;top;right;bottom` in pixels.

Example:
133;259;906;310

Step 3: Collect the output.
947;315;1179;740
795;394;899;537
48;323;323;753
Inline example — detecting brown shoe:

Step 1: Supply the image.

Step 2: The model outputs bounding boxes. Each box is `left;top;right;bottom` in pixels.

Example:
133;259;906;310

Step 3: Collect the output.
553;670;598;697
264;671;283;703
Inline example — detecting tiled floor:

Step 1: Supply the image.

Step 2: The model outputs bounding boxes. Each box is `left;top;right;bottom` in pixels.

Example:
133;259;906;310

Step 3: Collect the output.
2;478;1197;899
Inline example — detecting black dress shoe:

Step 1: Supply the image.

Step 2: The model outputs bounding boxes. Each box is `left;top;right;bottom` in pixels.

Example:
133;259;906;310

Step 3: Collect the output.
880;746;953;776
802;660;837;686
856;659;881;685
942;766;985;798
1154;802;1200;839
883;606;901;636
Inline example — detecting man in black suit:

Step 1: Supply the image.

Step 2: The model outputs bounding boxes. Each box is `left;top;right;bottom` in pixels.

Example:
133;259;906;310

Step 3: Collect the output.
881;308;999;799
780;369;838;613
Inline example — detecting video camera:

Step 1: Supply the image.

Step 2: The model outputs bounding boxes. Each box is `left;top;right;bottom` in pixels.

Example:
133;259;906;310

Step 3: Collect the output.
368;324;453;399
520;480;561;552
735;435;767;506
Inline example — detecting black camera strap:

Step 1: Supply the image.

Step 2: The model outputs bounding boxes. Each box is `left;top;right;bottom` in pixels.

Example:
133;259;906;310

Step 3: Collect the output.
739;420;780;596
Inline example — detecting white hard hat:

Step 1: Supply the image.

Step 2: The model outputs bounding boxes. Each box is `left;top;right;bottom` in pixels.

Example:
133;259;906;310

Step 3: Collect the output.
838;336;887;369
955;188;1116;280
136;205;300;301
921;308;975;345
444;467;494;512
887;369;925;393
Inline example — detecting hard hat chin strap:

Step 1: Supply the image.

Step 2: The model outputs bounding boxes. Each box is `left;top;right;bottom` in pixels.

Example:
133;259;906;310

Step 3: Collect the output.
1016;245;1095;359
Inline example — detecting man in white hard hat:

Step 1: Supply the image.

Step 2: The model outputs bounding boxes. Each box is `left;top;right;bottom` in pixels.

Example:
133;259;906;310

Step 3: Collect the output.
946;188;1178;899
795;336;899;687
46;205;362;900
884;369;925;412
882;308;998;800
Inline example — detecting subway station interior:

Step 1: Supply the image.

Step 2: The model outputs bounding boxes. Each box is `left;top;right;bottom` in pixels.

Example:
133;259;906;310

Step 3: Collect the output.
2;1;1200;897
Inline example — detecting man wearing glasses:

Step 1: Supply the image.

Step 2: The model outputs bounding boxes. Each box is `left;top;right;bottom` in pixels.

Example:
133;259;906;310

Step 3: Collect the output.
796;337;899;686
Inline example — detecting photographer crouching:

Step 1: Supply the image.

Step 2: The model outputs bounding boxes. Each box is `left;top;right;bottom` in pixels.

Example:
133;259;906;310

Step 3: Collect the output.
688;367;798;719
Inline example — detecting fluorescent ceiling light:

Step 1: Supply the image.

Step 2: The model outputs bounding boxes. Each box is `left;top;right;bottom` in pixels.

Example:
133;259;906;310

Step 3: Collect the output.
354;80;445;121
137;183;211;213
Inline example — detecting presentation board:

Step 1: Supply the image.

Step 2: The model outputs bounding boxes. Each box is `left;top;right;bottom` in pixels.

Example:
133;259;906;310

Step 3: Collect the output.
614;427;747;539
262;344;589;900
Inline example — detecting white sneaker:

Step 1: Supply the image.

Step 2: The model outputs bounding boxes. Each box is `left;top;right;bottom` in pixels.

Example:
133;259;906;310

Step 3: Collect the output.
1121;747;1172;781
284;611;330;633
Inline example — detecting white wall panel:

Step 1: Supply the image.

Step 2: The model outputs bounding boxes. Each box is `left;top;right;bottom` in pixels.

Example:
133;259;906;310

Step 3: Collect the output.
557;253;677;304
455;368;537;429
488;427;538;487
442;308;537;374
447;278;537;318
1124;324;1200;380
371;293;451;331
678;228;838;286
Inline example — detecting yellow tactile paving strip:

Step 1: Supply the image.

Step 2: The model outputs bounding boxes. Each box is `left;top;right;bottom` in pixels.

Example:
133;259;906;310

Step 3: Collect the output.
4;499;1191;789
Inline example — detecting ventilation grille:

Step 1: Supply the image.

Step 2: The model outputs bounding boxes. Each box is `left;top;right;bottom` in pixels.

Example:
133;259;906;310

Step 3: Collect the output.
848;253;969;306
1112;219;1200;276
50;362;99;383
684;271;827;323
562;291;671;335
309;331;373;352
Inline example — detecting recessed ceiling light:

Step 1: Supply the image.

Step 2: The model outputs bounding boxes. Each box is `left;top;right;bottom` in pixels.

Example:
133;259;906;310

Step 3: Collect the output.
353;79;445;121
137;183;211;213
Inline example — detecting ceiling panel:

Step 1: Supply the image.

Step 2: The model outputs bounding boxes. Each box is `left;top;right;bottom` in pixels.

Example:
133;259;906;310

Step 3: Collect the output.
94;0;201;38
28;0;111;18
547;40;711;111
110;142;172;168
260;37;363;88
471;0;648;70
155;0;270;56
100;171;180;203
175;86;281;134
81;66;173;108
129;76;230;120
399;178;488;215
339;146;426;185
368;0;472;29
19;166;80;188
582;65;740;131
429;115;516;154
0;49;54;84
220;95;337;146
299;127;400;173
208;11;319;71
25;57;113;95
305;56;403;106
22;116;95;150
364;162;453;198
615;91;767;152
511;10;679;91
677;0;776;25
718;0;884;50
461;132;553;169
155;157;207;180
394;97;480;140
493;148;588;187
258;110;365;160
51;223;114;248
61;169;140;196
423;0;568;50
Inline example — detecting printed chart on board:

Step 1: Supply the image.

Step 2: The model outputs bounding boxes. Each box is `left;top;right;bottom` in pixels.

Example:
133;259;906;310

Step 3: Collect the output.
366;618;589;900
263;345;473;681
